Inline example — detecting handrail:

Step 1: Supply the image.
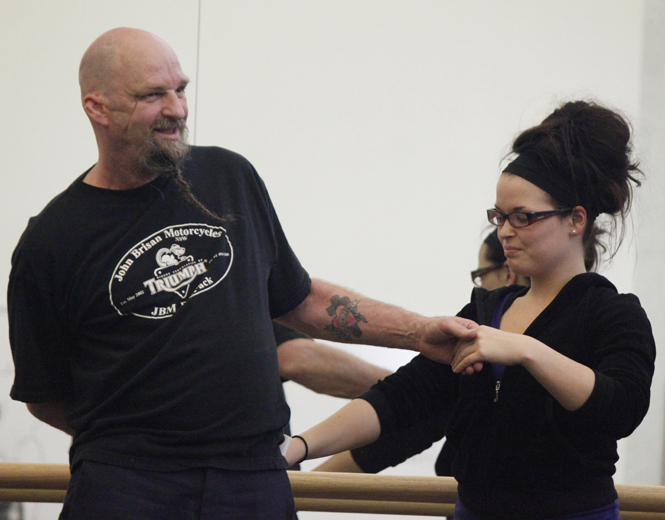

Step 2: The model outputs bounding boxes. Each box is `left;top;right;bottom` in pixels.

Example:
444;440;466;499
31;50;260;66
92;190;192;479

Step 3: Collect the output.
0;463;664;518
0;463;69;490
288;471;457;503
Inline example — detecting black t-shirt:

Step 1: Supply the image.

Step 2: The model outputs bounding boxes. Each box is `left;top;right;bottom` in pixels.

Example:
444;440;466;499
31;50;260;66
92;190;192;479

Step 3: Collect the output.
9;146;311;471
273;321;309;385
273;321;309;347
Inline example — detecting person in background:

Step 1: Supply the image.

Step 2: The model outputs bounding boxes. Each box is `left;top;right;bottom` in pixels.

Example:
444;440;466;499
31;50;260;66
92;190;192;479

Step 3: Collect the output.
286;100;656;520
314;228;527;475
471;229;530;291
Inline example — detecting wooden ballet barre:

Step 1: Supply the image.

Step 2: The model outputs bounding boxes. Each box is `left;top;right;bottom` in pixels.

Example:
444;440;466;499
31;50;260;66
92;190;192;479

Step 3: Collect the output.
621;513;665;520
0;463;69;490
0;489;66;503
288;471;457;503
294;497;454;516
617;484;665;512
1;463;665;517
290;472;665;513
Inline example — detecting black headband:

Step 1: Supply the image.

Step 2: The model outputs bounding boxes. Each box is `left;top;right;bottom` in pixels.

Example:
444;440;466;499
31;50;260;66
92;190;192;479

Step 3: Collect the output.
503;154;599;221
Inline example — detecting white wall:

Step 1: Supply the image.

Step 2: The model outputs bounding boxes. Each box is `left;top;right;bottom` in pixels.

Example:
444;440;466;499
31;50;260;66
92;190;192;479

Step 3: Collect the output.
1;1;661;519
628;0;665;487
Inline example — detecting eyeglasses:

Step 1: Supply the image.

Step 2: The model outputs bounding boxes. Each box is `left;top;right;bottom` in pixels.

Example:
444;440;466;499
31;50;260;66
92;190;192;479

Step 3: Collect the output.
470;264;504;287
486;207;573;228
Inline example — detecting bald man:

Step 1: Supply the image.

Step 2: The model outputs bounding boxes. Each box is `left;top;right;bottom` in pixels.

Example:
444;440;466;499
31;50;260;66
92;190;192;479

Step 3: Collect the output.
8;28;475;519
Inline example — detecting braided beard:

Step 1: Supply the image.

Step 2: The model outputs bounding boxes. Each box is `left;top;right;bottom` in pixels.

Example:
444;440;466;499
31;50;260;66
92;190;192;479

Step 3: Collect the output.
138;118;229;224
137;117;190;174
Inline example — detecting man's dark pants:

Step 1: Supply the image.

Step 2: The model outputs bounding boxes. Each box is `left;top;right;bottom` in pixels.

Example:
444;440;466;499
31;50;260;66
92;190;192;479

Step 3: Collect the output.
59;460;296;519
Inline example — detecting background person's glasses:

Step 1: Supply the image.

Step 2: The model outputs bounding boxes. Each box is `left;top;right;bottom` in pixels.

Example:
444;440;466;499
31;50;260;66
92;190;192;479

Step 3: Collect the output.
471;264;504;287
486;207;573;228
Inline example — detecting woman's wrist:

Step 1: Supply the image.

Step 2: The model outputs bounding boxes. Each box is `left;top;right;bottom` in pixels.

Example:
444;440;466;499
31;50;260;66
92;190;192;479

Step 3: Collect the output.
292;435;309;464
519;336;545;370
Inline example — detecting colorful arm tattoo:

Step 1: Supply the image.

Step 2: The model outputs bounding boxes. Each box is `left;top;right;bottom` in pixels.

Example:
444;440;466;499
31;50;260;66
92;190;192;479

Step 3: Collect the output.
324;295;368;341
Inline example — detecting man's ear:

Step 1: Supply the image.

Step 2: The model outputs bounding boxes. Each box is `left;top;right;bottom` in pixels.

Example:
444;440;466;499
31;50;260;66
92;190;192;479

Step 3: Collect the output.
82;93;110;126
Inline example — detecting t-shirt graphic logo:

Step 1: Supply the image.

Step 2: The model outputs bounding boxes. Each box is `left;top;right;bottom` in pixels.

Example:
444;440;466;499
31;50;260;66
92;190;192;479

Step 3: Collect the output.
109;223;233;319
147;243;199;299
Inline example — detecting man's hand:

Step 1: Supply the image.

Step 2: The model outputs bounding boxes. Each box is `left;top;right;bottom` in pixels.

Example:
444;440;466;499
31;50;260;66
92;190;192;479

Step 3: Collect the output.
416;316;479;365
26;402;75;436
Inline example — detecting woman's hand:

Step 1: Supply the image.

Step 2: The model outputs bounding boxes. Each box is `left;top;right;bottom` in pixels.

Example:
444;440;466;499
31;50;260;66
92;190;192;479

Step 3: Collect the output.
451;326;596;411
451;325;532;374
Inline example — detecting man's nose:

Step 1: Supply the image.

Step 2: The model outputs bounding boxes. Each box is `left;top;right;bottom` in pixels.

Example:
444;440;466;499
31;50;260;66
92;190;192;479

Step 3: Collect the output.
162;91;187;119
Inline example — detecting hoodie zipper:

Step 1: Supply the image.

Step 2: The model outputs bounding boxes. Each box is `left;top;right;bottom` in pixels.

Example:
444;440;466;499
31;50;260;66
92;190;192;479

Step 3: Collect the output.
488;293;511;404
493;364;505;403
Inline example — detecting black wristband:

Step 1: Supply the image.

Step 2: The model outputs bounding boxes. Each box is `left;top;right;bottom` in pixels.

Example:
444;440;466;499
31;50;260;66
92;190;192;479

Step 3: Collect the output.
292;435;308;464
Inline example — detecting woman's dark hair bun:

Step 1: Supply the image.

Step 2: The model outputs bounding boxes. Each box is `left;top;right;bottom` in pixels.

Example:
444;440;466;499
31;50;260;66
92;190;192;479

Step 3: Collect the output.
511;99;642;269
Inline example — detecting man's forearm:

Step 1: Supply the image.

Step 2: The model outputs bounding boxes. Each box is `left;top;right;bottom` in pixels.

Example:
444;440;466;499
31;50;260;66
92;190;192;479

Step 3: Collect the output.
279;278;478;365
279;278;425;350
278;338;391;398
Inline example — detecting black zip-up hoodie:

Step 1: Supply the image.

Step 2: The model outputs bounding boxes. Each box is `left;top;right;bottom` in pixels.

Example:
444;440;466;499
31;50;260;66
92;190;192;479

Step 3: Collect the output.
361;273;655;519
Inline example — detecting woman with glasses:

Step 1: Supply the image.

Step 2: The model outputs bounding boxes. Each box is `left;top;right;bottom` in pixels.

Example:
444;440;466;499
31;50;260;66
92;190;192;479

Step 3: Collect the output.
285;100;655;520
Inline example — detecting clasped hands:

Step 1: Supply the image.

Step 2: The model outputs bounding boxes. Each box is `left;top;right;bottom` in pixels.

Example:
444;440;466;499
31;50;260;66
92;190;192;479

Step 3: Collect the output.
418;317;529;375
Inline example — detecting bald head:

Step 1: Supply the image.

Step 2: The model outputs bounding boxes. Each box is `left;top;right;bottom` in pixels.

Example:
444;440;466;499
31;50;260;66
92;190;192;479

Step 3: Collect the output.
78;28;190;189
79;28;180;97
